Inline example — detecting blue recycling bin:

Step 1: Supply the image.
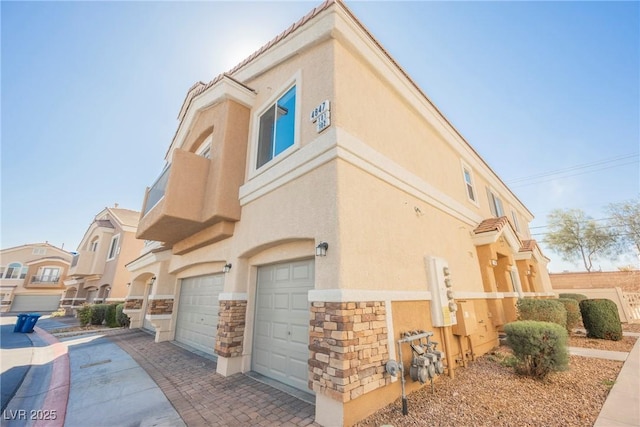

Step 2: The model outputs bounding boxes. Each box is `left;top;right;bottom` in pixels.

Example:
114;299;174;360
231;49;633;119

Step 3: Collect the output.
13;313;29;332
21;313;41;333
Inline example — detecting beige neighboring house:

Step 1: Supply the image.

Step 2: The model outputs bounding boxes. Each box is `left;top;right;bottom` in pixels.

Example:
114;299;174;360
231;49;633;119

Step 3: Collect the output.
125;1;554;425
62;206;143;311
0;242;72;312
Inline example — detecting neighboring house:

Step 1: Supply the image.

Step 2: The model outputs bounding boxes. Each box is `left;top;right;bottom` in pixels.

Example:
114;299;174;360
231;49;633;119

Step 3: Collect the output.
124;1;554;425
0;242;72;312
62;205;143;311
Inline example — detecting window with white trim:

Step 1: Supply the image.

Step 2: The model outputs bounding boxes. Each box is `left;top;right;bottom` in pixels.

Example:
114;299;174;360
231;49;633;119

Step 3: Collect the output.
90;238;99;252
196;135;212;159
461;163;477;203
5;262;25;279
107;235;120;261
487;188;504;217
511;210;521;232
32;248;47;255
256;85;297;169
0;266;5;278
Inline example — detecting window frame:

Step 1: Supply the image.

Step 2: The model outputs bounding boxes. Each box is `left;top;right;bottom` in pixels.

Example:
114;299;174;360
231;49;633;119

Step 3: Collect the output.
511;210;521;232
487;187;505;217
5;262;22;279
460;161;478;205
106;234;120;261
249;74;301;177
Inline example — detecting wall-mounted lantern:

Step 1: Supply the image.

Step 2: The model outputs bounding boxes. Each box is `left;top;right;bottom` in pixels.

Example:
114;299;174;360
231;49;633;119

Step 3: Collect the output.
316;242;329;257
223;263;232;273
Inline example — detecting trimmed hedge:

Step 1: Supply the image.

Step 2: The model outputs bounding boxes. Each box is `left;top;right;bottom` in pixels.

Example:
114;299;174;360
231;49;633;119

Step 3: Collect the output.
579;299;622;341
504;320;569;379
116;303;130;327
91;304;108;325
77;304;92;327
105;304;118;328
559;293;588;303
517;299;567;328
558;298;582;333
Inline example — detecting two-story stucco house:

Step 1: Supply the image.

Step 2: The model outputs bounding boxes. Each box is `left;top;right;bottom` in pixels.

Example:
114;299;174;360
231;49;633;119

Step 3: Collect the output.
0;242;72;312
62;205;143;311
124;1;554;425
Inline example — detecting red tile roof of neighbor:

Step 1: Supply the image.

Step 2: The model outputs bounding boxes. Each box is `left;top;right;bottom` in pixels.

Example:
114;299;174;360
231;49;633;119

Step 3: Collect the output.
520;239;538;252
473;216;510;234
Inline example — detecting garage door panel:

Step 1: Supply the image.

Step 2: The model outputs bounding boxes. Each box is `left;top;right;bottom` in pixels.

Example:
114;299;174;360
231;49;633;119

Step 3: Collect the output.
253;259;314;393
175;274;223;356
11;295;61;312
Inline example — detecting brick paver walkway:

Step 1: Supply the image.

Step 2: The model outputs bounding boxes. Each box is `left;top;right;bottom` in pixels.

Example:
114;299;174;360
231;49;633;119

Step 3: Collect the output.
109;330;318;427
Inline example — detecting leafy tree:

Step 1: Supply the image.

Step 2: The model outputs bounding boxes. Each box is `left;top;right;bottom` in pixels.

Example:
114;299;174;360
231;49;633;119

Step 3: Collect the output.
607;199;640;255
543;208;617;272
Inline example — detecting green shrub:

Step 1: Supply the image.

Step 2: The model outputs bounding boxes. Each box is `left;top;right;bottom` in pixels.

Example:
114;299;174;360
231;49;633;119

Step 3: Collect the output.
116;303;130;327
77;304;92;326
105;304;118;328
90;304;108;325
559;293;588;303
504;320;569;379
517;299;567;328
579;299;622;341
557;298;582;333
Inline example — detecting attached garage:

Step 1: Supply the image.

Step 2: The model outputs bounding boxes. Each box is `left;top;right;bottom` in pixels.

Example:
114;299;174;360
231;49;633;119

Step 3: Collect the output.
10;294;61;312
174;274;224;356
253;259;314;392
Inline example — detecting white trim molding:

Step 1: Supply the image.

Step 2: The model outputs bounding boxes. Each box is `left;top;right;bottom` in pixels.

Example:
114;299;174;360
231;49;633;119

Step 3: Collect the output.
145;314;172;320
148;294;175;300
218;293;248;301
309;289;432;302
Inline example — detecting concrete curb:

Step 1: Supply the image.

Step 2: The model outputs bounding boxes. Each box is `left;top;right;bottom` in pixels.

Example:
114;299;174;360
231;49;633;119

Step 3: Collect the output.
27;327;69;427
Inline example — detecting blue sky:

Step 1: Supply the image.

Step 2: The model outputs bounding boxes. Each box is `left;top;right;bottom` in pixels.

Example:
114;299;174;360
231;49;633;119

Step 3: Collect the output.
2;1;638;272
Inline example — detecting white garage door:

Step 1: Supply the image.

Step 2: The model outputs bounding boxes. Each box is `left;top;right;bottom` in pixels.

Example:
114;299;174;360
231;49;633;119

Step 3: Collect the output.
253;259;314;392
11;295;61;312
175;274;223;356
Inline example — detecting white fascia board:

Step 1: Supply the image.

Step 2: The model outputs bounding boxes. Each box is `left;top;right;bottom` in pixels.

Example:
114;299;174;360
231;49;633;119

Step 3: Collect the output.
309;289;432;302
148;294;175;300
126;249;171;272
218;293;248;301
168;77;257;160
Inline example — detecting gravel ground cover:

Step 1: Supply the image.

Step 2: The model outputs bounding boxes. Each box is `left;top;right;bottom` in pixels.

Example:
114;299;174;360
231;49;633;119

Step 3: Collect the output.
356;333;637;427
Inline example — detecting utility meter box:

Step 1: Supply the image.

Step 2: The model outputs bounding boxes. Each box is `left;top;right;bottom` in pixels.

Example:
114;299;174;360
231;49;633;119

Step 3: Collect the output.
425;256;457;327
452;300;478;336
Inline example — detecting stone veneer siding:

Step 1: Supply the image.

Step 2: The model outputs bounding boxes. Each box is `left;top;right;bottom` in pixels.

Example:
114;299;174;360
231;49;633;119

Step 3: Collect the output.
124;298;143;310
309;301;390;402
147;298;174;315
215;300;247;358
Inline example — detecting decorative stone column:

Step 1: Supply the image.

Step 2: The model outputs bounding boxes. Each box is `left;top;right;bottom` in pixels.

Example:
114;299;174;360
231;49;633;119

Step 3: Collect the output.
146;295;174;342
215;298;247;376
123;297;144;328
309;301;390;425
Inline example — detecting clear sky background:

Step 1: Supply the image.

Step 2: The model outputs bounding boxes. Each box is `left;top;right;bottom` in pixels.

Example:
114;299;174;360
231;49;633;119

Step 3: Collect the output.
2;1;638;272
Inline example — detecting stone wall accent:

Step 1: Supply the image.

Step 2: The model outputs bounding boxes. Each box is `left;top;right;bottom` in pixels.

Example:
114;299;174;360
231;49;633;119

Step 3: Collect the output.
148;298;174;315
124;298;143;310
309;301;390;402
215;300;247;358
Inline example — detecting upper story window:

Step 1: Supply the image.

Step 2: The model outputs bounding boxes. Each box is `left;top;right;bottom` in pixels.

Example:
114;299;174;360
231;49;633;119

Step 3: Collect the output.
511;210;521;232
487;188;504;217
196;136;212;159
32;248;46;255
4;262;27;279
256;85;297;169
90;238;99;252
461;162;477;204
107;234;120;261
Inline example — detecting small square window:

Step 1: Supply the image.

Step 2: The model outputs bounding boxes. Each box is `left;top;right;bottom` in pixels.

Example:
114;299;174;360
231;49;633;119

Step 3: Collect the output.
256;85;296;169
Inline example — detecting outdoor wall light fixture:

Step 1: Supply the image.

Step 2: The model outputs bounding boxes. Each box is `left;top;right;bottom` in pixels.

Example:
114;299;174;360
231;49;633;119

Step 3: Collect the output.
526;270;532;276
316;242;329;257
489;259;498;267
150;276;156;285
223;263;232;273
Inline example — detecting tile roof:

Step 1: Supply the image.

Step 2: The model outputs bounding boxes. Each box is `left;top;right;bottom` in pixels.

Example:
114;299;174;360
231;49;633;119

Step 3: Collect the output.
520;239;538;252
95;219;114;228
473;216;510;234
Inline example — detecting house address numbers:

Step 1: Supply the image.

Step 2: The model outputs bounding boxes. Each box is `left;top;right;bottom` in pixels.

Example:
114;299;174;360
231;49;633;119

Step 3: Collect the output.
310;100;330;133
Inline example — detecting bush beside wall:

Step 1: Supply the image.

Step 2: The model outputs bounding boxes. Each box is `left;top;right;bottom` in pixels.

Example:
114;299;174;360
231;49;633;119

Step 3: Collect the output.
557;298;582;333
517;299;567;329
579;299;622;341
504;320;569;380
77;304;92;327
116;303;130;327
105;304;118;328
558;293;588;303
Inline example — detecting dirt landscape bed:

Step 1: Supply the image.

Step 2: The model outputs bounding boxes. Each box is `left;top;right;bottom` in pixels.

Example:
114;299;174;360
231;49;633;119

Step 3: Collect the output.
356;333;637;427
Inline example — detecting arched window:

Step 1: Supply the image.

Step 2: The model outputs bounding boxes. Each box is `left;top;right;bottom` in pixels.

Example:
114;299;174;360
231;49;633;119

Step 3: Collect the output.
5;262;27;279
